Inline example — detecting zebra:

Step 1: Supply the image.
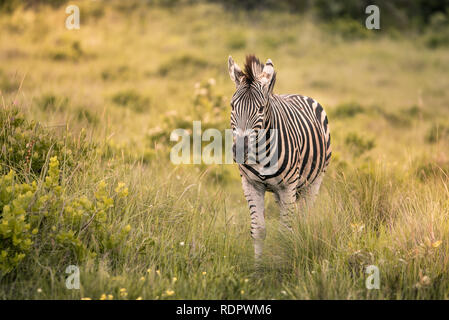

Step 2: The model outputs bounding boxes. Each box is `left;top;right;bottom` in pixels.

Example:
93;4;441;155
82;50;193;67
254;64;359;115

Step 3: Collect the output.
227;54;332;261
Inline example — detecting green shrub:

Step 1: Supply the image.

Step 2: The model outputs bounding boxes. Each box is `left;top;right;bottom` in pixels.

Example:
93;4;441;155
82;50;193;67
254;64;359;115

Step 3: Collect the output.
101;66;131;81
426;31;449;49
331;102;365;119
111;90;150;113
0;105;93;176
326;18;373;40
36;93;69;112
0;0;68;11
48;41;84;62
404;105;424;118
345;132;375;157
75;106;99;126
373;106;412;128
0;156;131;275
0;170;36;273
156;54;210;77
426;123;449;143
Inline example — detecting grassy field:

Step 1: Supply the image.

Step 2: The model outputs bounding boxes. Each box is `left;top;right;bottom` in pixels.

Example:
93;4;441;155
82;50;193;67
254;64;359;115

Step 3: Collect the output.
1;1;449;299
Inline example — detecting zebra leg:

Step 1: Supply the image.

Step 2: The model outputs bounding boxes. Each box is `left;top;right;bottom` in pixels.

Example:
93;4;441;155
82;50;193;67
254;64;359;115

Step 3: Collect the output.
301;173;324;209
241;177;266;261
277;188;297;233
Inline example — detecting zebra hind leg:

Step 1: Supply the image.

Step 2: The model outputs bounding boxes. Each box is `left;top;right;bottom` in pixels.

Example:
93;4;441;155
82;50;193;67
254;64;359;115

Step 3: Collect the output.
298;173;324;212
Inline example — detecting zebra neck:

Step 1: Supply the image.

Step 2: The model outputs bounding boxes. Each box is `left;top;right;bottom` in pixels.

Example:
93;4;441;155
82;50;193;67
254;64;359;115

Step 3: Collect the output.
263;95;280;131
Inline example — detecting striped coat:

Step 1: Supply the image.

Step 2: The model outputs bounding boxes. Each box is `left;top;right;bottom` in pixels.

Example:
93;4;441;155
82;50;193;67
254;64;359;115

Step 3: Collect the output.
228;55;331;261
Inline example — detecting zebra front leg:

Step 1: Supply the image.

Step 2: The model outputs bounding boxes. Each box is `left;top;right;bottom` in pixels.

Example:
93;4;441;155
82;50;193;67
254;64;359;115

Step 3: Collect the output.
277;188;297;233
242;177;266;262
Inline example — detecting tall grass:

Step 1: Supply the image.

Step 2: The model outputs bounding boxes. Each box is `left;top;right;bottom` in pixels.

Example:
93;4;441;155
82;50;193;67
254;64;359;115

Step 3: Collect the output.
1;1;449;299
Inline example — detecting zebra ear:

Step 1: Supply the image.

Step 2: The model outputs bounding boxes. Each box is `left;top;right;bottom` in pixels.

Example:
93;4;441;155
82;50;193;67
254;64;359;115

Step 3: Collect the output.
228;56;244;87
260;59;275;92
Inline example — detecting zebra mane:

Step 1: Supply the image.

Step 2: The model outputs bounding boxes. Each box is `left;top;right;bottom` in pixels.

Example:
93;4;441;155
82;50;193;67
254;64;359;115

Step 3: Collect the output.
243;54;264;85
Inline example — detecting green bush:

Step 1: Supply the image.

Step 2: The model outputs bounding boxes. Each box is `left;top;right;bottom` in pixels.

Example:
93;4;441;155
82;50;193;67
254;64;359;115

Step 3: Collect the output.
426;123;449;143
1;0;68;12
373;106;412;128
48;41;85;62
345;132;375;157
211;0;449;31
331;102;365;119
156;54;211;77
111;90;150;113
326;18;373;40
0;156;131;274
0;170;35;273
0;105;93;176
75;106;99;126
36;93;69;112
426;31;449;49
101;66;131;81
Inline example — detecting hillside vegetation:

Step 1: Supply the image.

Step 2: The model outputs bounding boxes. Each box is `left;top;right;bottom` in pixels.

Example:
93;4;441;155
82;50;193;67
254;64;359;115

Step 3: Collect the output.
1;1;449;299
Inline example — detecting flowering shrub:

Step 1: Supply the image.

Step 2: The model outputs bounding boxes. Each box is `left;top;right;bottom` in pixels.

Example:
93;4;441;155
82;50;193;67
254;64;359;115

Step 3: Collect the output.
0;156;131;275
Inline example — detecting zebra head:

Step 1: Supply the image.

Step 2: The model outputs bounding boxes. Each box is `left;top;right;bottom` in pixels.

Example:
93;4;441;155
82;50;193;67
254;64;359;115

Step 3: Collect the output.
227;55;276;164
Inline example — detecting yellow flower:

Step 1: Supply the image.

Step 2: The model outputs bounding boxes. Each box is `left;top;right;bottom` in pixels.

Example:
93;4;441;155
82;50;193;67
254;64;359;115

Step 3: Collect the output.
136;297;143;300
172;277;177;283
156;270;161;276
115;182;129;197
432;240;442;248
100;294;107;300
140;276;146;281
107;294;114;300
202;272;207;276
165;290;175;296
115;182;125;192
120;288;128;297
240;290;245;295
147;268;152;273
81;297;91;300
